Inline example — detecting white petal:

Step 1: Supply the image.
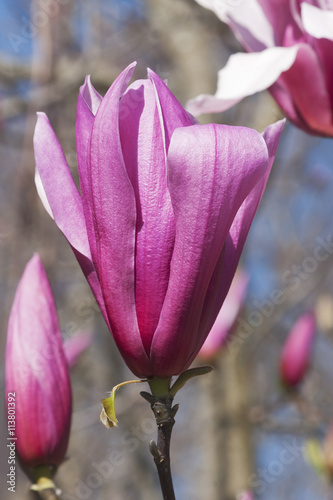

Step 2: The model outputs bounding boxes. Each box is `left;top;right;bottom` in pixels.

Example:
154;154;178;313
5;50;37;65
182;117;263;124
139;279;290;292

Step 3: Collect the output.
186;46;299;115
194;0;274;48
35;168;54;219
302;3;333;41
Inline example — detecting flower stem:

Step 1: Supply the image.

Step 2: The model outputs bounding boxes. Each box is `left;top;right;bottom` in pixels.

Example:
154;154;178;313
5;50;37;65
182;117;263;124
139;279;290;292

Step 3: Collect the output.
35;488;60;500
148;377;171;399
150;397;177;500
30;466;60;500
141;379;178;500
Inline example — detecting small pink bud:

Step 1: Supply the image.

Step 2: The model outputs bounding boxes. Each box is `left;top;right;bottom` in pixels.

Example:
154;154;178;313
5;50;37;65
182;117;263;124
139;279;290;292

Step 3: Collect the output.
5;254;72;476
279;311;316;387
199;269;248;359
238;491;254;500
64;330;93;367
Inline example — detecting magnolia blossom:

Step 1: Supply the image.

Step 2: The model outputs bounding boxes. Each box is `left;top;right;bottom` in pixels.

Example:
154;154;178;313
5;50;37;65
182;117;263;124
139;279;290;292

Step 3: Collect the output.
5;255;71;472
280;311;316;387
188;0;333;137
34;63;284;378
199;269;248;359
238;492;254;500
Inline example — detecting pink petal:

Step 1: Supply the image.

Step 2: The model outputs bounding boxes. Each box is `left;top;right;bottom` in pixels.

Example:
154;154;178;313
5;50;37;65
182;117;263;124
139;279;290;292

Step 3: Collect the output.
34;113;108;323
34;112;90;258
195;0;274;49
193;119;285;359
267;77;304;128
6;254;71;468
312;36;333;117
257;0;301;45
272;43;333;136
89;63;150;376
186;47;298;115
147;69;194;147
76;75;102;260
150;123;270;375
119;78;175;354
79;75;102;115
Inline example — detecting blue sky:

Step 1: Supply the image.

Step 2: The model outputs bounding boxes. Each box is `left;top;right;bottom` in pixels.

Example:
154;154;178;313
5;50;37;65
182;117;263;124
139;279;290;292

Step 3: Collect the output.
0;0;144;61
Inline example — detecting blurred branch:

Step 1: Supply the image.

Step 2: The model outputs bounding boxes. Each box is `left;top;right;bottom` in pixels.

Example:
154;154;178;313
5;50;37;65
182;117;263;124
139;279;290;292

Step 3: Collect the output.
0;55;121;120
0;58;32;81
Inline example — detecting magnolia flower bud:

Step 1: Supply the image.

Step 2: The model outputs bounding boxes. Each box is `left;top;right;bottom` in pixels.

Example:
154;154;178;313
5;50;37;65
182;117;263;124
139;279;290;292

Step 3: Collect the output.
199;269;248;359
5;254;72;480
280;311;316;388
238;491;254;500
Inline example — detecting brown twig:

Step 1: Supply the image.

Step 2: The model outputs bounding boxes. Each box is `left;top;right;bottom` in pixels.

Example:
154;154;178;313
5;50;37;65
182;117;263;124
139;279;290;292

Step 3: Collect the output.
36;488;60;500
141;392;178;500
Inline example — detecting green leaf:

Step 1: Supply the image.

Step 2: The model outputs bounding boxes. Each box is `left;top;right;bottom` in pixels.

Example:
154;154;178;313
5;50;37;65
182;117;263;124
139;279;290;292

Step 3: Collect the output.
100;379;147;428
100;390;118;428
169;366;213;397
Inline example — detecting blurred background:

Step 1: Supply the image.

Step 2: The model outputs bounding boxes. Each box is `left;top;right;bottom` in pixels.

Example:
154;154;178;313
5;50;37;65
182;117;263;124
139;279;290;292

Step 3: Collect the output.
1;1;333;499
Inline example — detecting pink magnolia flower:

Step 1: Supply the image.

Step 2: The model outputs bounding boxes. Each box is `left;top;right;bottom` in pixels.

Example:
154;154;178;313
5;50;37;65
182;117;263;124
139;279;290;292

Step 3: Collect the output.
188;1;333;137
34;62;284;378
238;492;254;500
199;269;249;359
280;311;316;387
5;254;72;473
